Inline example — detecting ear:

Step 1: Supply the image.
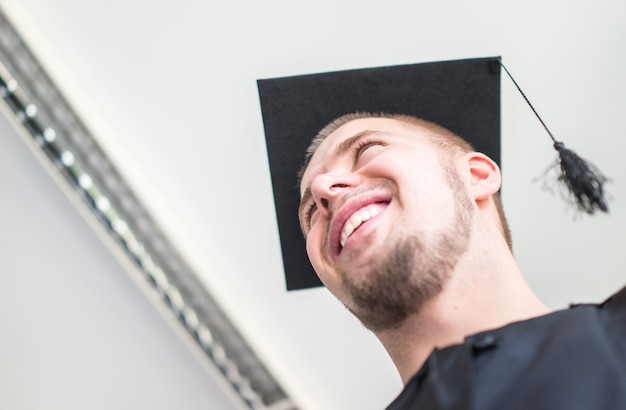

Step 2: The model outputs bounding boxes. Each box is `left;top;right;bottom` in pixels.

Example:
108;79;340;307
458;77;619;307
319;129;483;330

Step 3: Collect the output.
462;152;501;201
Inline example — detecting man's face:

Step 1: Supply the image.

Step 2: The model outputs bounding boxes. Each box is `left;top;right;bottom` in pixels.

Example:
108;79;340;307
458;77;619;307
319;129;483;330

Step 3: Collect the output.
299;118;475;331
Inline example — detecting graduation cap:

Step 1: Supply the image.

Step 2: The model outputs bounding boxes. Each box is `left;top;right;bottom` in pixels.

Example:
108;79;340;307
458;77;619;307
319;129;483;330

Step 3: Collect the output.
257;57;501;290
257;56;609;290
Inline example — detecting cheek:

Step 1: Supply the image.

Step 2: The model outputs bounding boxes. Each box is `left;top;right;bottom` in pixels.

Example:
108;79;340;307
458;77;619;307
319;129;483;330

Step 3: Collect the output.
370;157;458;225
305;230;340;289
305;229;326;275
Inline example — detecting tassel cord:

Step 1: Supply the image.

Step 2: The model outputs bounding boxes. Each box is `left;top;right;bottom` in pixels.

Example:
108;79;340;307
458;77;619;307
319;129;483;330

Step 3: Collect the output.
501;61;610;214
500;63;559;146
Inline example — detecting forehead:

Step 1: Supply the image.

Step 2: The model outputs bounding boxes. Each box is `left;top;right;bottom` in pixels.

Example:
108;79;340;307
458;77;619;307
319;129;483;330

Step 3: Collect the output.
300;117;430;193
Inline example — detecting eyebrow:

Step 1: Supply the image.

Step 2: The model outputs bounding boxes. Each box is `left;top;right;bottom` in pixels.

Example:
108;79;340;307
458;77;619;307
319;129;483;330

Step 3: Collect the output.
331;130;377;160
299;188;312;216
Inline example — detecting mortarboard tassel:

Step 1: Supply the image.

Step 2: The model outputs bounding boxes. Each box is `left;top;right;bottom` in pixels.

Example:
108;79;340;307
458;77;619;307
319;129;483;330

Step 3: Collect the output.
500;62;610;215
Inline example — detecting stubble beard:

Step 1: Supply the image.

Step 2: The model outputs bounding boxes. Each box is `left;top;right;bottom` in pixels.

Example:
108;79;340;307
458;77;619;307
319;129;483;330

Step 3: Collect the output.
339;165;474;332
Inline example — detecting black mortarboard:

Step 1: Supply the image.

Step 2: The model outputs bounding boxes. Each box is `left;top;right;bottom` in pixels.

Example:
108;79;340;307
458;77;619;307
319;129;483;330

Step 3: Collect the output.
258;57;501;290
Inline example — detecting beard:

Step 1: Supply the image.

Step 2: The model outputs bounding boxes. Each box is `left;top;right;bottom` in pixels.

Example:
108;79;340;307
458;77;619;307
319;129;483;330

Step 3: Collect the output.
339;164;474;332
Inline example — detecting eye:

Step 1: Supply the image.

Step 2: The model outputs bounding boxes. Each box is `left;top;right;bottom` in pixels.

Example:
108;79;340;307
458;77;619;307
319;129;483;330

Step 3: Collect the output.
352;138;386;164
302;201;318;231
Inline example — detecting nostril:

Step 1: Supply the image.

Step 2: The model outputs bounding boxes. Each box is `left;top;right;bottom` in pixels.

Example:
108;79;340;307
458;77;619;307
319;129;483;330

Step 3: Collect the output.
321;198;329;209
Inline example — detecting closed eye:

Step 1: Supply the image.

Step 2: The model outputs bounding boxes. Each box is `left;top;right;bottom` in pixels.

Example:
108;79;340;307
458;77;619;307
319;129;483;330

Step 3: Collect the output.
352;137;387;164
301;201;318;233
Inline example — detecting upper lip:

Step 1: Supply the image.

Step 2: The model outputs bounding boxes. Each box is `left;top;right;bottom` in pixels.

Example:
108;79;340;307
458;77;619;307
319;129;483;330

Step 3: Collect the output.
328;192;391;257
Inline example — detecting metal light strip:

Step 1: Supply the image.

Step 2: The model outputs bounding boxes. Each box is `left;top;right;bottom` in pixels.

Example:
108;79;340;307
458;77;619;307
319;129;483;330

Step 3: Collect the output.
0;9;295;410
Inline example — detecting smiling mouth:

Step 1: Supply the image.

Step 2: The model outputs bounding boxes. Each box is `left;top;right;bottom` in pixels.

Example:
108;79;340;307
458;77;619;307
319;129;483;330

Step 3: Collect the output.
339;202;388;249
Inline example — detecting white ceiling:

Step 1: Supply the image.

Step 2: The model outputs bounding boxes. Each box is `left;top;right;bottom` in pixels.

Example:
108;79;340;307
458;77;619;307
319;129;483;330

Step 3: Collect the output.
1;1;625;409
0;111;244;410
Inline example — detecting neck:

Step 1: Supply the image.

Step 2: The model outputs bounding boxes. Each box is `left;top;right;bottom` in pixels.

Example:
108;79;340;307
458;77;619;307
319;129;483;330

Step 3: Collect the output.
375;241;550;385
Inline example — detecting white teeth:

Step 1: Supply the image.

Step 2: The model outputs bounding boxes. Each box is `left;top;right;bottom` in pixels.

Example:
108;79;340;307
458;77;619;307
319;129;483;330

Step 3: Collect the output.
340;204;383;248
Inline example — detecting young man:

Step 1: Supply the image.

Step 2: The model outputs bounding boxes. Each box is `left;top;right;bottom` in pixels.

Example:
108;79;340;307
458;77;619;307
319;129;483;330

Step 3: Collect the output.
298;112;550;384
259;58;626;409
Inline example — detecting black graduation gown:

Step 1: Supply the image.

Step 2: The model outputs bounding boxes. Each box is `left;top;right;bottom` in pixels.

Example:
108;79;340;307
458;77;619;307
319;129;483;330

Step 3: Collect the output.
387;285;626;410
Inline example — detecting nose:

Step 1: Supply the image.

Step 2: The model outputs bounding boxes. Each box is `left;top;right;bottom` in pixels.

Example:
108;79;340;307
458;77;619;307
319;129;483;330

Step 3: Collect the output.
310;172;360;215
